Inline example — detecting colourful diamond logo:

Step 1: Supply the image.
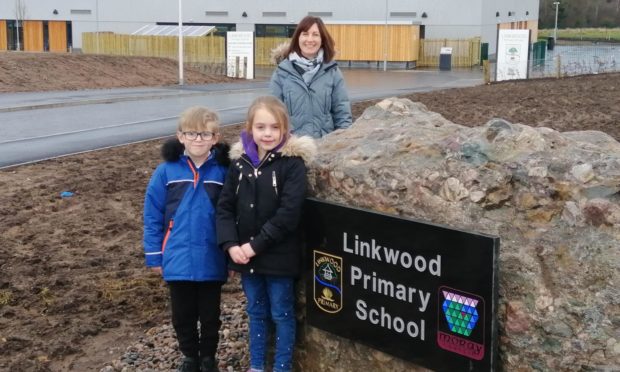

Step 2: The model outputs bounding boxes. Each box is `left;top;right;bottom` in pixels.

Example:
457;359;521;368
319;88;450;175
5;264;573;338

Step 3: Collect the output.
441;290;479;337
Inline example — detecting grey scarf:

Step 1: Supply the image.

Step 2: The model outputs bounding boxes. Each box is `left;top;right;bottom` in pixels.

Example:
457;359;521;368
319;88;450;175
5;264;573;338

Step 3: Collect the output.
289;49;324;85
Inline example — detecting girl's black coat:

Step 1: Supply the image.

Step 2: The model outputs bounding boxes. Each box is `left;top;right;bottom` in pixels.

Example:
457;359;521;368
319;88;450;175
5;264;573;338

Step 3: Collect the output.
216;136;316;277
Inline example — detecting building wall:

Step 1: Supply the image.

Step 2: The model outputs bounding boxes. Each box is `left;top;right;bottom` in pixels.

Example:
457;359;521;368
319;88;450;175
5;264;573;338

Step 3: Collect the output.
0;0;540;51
480;0;539;55
0;20;6;50
49;21;67;52
23;20;43;51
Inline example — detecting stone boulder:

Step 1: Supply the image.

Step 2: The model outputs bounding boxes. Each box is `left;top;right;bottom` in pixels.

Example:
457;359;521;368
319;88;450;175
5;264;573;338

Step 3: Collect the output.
297;98;619;371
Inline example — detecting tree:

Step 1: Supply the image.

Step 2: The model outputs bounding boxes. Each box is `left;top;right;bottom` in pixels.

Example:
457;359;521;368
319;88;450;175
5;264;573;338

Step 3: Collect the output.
539;0;620;28
14;0;27;51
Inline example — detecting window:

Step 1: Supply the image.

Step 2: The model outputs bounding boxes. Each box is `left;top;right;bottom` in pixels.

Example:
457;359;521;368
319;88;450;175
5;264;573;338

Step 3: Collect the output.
70;9;92;15
262;12;286;17
205;11;228;17
390;12;417;17
308;12;333;17
255;24;296;37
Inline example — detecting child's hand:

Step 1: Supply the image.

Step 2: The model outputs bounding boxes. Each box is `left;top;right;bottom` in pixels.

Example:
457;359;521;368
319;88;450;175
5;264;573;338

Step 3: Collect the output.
240;243;256;259
229;246;249;264
150;267;162;276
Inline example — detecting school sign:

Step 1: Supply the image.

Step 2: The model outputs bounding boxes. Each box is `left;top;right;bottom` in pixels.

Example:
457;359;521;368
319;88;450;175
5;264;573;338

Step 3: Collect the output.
305;198;499;371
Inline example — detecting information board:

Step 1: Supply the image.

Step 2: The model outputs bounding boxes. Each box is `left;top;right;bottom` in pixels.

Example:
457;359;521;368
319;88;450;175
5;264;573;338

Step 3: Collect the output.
305;198;499;371
226;31;254;79
496;29;531;81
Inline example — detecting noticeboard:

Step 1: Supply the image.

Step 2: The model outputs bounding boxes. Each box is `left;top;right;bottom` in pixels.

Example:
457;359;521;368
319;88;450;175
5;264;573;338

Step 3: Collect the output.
496;29;531;81
226;31;254;79
304;198;499;371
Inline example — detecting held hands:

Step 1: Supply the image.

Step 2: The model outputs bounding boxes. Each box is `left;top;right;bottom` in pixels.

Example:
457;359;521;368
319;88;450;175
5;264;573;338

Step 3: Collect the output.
150;266;163;276
240;243;256;259
228;243;257;265
229;246;249;264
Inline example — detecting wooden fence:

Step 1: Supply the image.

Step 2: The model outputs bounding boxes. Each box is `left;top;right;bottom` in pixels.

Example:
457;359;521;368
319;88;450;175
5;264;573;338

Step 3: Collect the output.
327;24;419;62
417;38;481;67
256;37;290;64
83;32;482;69
82;33;225;63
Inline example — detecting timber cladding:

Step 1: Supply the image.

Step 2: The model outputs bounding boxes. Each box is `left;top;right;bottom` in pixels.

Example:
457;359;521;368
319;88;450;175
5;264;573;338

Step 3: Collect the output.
326;24;420;62
24;20;43;52
48;21;67;52
0;20;6;51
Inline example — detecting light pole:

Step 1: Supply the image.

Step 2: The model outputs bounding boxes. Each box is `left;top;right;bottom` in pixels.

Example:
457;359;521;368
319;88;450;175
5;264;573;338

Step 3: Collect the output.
95;0;99;54
383;0;388;71
553;1;560;42
178;0;184;85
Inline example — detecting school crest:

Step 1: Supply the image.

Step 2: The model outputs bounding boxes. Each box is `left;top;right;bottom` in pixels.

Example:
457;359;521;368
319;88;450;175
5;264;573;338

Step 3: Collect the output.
313;250;343;313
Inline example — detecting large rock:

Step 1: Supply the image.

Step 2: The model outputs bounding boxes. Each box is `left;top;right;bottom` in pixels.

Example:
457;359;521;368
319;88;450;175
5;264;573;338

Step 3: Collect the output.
298;98;620;371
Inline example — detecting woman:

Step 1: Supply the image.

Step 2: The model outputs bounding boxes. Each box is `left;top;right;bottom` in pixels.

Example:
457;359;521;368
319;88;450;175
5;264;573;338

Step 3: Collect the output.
270;16;352;139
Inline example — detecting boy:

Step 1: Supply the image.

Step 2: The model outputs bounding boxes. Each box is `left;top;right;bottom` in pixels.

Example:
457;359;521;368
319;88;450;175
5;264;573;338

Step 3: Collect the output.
143;106;229;372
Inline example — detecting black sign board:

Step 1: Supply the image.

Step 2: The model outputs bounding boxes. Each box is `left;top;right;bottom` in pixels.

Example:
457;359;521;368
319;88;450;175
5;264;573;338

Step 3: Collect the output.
304;198;499;371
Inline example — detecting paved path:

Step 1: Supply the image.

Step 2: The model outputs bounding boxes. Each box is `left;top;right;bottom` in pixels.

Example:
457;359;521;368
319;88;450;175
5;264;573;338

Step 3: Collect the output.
0;68;482;168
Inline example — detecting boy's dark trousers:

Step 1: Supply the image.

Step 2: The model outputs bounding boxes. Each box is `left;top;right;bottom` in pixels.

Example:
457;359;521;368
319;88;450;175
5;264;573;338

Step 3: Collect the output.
168;281;223;359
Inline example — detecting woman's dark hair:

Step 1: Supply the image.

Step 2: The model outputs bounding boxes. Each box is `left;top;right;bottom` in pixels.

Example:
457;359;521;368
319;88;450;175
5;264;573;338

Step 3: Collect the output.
287;16;336;62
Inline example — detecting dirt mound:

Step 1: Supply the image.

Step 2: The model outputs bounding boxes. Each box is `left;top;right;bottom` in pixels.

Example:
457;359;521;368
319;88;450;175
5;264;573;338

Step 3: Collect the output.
0;52;234;92
1;54;619;370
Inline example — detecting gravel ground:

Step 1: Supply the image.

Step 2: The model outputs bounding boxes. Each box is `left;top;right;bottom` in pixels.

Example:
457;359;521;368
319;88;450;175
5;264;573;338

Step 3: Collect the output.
99;279;250;372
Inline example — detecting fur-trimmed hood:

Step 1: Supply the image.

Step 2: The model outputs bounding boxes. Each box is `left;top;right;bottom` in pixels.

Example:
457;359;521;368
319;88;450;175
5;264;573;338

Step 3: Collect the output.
161;138;230;166
229;135;316;164
270;42;290;65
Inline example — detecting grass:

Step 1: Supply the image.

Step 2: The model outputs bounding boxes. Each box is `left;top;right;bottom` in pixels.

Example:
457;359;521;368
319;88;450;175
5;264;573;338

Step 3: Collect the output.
39;287;54;306
99;277;162;301
0;290;12;306
539;28;620;42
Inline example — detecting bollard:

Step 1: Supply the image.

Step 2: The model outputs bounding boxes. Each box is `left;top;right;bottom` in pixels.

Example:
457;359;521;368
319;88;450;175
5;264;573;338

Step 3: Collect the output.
483;60;490;84
235;56;240;78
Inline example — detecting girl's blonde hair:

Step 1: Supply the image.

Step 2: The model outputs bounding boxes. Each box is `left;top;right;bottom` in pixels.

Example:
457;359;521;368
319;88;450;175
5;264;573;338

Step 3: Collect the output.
177;106;220;133
245;96;291;139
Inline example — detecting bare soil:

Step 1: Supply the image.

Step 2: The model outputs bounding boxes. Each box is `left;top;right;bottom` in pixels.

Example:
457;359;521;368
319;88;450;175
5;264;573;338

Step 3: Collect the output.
1;53;619;371
0;52;234;92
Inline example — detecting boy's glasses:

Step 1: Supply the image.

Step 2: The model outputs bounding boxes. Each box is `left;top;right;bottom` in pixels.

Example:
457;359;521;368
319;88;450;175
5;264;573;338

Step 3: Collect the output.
183;131;215;140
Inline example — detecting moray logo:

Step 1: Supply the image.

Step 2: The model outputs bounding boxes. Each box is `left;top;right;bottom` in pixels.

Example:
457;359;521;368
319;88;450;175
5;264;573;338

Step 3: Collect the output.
437;286;485;360
313;250;343;313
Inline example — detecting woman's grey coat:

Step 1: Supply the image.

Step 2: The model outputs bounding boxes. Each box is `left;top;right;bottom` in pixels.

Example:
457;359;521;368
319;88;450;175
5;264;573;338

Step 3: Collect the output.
270;59;352;138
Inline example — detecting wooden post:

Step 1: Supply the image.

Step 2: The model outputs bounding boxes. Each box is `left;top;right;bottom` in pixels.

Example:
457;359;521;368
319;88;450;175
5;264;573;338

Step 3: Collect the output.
556;55;561;79
235;56;240;78
243;56;248;79
483;60;490;84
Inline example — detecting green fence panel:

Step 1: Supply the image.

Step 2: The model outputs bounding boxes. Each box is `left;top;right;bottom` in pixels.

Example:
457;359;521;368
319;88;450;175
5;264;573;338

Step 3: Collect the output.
480;43;488;65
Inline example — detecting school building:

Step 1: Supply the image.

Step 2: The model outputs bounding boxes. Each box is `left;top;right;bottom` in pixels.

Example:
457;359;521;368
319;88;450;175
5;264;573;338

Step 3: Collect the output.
0;0;540;65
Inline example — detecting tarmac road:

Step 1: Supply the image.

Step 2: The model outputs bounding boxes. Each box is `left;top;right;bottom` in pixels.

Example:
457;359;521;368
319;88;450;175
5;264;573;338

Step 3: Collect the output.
0;68;482;169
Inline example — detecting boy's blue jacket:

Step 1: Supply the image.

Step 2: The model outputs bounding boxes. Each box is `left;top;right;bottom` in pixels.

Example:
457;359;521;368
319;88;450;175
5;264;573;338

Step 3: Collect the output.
143;139;229;282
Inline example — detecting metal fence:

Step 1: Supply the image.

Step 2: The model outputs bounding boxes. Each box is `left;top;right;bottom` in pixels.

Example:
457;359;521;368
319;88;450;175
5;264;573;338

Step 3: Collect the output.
485;41;620;82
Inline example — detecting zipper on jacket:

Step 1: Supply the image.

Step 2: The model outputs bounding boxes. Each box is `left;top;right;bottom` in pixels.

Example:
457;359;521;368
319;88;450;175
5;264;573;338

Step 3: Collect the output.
161;219;174;253
241;153;271;172
235;172;242;195
187;159;199;188
272;171;278;196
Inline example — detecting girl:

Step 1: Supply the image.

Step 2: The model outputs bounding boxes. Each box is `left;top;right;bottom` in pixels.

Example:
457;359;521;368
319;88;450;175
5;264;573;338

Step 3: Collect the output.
216;96;316;372
270;15;352;139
